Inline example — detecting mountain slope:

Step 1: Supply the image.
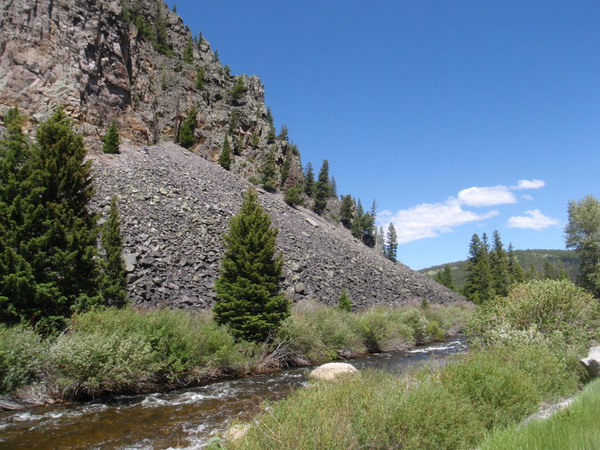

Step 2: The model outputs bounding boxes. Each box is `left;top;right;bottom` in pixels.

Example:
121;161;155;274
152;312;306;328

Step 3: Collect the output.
92;142;464;309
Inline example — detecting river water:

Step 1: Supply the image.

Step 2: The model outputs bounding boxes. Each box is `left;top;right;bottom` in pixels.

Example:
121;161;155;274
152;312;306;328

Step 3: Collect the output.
0;338;466;449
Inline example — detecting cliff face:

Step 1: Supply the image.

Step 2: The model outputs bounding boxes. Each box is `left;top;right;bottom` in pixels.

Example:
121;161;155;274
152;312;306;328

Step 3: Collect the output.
0;0;299;184
92;142;465;310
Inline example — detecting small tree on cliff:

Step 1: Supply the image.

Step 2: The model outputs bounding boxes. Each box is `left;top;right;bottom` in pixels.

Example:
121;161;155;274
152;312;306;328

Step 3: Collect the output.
213;188;290;342
178;105;197;149
102;120;120;154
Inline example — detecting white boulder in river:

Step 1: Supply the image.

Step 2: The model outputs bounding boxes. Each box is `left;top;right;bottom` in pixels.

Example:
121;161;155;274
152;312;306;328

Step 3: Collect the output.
308;362;359;381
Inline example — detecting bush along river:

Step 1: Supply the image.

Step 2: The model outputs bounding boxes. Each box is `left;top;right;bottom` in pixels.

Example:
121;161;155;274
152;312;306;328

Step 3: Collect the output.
0;337;467;449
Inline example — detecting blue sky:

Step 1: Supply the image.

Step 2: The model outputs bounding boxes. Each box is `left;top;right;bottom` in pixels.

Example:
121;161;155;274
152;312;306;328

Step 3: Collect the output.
168;0;600;270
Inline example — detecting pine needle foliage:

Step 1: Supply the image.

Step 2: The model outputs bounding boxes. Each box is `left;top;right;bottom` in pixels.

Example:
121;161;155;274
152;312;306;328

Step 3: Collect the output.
213;189;290;343
178;105;197;149
218;135;232;170
99;195;127;307
102;119;120;154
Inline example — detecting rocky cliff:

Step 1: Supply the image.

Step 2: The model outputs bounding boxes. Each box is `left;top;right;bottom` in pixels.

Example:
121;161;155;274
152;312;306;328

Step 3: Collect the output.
92;142;464;309
1;0;465;309
0;0;300;185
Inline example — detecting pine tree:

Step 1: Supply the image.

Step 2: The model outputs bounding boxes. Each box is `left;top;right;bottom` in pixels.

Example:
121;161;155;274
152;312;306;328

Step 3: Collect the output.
99;195;127;307
462;233;493;304
260;148;277;192
507;243;525;285
178;105;197;149
338;288;352;312
435;264;456;291
284;184;304;208
230;77;246;102
183;37;194;63
195;66;205;90
0;108;101;330
213;188;290;342
218;135;232;171
330;176;338;197
102;119;120;154
340;195;354;229
375;225;385;255
278;124;289;141
489;230;510;297
304;162;315;197
385;223;398;262
313;159;330;215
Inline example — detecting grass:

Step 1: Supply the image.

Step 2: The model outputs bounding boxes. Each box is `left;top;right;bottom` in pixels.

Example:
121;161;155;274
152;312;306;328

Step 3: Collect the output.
0;300;472;401
225;280;600;449
228;339;578;449
480;378;600;450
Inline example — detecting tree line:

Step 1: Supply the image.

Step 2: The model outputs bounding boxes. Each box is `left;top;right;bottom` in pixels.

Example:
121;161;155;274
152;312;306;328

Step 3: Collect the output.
436;195;600;304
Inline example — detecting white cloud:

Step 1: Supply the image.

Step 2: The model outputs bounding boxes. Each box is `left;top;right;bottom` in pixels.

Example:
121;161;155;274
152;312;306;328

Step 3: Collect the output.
511;179;545;190
521;194;534;201
381;202;499;244
507;209;560;231
457;186;517;207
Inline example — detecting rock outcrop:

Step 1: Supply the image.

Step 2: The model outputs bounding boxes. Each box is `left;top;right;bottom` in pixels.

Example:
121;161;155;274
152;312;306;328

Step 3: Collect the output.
92;142;465;310
580;347;600;378
0;0;298;184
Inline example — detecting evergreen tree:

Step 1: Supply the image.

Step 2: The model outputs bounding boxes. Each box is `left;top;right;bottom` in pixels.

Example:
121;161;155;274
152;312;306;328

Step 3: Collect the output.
0;108;101;330
178;105;197;149
279;124;289;141
195;66;205;90
99;195;127;307
250;132;260;149
102;119;120;154
384;223;398;262
218;135;232;171
565;194;600;298
304;162;315;197
183;37;194;63
434;264;456;291
340;195;354;229
543;261;555;280
507;243;525;285
213;188;290;342
338;288;352;312
351;199;365;239
375;225;385;255
313;159;330;215
284;184;304;208
330;176;338;197
489;230;510;297
280;149;292;185
260;148;277;192
462;233;493;304
230;77;247;101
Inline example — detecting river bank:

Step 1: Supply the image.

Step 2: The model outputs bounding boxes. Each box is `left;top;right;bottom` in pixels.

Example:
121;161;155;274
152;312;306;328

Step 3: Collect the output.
0;338;468;448
0;300;474;410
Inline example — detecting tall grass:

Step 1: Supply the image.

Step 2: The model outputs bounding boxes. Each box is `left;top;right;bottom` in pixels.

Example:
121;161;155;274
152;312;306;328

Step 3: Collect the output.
480;378;600;450
227;280;597;449
1;300;472;400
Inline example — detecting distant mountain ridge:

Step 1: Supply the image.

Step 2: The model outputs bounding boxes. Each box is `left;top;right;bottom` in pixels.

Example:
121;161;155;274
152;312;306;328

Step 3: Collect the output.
420;249;579;291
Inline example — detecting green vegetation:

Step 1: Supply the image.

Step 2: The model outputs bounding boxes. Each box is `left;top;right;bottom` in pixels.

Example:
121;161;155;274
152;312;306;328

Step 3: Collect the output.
481;378;600;449
384;223;398;262
283;184;304;208
259;148;277;192
195;66;205;89
178;105;197;149
102;119;120;154
218;135;232;170
213;188;290;343
338;288;351;312
98;196;128;307
566;194;600;298
0;300;471;400
313;159;331;214
435;264;456;290
227;279;596;449
0;108;101;332
230;77;246;102
183;37;194;64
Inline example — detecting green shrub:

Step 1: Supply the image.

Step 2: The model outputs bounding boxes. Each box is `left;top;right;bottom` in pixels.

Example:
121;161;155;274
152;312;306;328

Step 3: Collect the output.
0;326;45;394
102;119;120;154
467;279;600;355
49;326;157;397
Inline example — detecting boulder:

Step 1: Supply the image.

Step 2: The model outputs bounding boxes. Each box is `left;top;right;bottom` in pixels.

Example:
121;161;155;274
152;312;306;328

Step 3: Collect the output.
308;362;359;381
580;346;600;378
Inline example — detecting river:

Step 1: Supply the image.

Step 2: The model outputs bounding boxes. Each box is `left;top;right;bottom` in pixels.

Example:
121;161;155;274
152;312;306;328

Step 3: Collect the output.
0;338;467;449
